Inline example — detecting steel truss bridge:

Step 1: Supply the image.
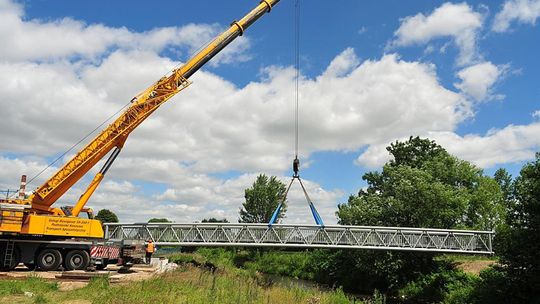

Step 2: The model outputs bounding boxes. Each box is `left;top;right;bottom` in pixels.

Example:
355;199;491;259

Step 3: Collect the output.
104;223;494;254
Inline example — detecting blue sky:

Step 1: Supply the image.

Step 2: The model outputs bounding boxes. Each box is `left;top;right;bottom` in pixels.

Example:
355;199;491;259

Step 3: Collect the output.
1;0;539;223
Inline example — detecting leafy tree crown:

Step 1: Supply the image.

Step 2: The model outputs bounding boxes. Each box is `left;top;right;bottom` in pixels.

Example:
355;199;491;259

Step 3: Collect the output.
239;174;287;223
148;218;171;223
95;209;119;223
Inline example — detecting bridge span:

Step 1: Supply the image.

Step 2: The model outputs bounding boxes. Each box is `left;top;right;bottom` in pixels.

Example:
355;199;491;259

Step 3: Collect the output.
104;223;494;254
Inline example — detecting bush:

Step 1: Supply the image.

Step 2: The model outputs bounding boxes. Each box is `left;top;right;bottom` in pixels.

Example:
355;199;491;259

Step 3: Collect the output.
232;251;254;267
169;253;206;265
465;266;509;304
398;265;476;304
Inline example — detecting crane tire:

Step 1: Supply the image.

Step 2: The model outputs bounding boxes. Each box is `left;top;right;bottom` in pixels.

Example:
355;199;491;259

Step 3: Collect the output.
36;249;62;271
64;250;90;271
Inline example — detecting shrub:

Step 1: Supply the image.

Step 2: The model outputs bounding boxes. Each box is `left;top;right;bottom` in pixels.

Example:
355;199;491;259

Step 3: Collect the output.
398;266;476;304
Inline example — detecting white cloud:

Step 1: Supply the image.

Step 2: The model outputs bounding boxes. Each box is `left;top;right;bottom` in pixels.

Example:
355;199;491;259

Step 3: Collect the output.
493;0;540;32
432;125;540;167
94;172;342;224
0;0;250;64
454;62;506;101
1;0;536;223
355;145;392;169
0;156;55;190
1;46;468;170
321;47;360;78
391;2;483;66
533;110;540;118
0;46;472;222
356;122;540;169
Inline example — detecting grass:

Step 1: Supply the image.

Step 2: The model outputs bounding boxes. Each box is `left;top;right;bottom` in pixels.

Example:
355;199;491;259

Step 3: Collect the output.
438;254;498;263
0;263;356;304
0;274;57;297
189;248;321;280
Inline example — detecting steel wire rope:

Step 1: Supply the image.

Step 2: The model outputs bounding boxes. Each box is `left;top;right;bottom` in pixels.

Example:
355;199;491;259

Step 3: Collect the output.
294;0;300;159
24;102;131;188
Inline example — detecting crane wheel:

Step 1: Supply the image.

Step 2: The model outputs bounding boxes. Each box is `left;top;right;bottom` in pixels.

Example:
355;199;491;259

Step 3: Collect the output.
64;250;90;271
36;249;62;271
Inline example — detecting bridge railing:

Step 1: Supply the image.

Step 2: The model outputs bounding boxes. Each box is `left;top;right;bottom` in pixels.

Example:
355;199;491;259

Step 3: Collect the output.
104;223;494;254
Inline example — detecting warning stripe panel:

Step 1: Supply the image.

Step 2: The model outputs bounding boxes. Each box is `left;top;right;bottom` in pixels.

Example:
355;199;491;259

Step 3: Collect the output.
90;245;120;258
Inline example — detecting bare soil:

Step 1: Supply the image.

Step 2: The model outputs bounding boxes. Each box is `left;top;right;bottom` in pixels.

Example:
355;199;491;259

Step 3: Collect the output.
0;263;159;289
456;259;496;275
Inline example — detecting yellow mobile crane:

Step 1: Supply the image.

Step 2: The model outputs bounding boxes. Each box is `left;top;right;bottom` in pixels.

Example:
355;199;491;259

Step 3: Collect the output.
0;0;280;271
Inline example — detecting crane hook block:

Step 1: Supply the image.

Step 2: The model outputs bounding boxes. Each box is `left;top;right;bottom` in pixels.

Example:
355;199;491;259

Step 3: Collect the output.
293;158;300;177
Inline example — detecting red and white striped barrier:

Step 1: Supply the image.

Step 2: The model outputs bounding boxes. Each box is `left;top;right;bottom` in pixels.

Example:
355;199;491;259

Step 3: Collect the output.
90;245;120;259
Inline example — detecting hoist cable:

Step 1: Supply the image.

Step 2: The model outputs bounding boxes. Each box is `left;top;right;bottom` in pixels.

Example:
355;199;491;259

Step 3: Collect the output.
294;0;300;159
270;0;323;226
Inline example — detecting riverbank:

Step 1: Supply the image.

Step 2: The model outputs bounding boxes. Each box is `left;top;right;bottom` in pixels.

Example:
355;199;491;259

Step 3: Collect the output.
0;262;355;303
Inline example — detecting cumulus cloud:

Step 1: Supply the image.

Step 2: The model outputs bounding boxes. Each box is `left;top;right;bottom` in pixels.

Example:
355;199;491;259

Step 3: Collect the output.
1;45;471;170
321;47;360;78
1;0;536;223
492;0;540;32
0;0;250;64
391;2;483;66
533;110;540;118
356;122;540;169
0;45;472;222
454;61;507;101
0;156;56;190
431;125;540;167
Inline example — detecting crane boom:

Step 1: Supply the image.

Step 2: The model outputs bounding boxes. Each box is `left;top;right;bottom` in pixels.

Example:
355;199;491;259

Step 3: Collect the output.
24;0;280;213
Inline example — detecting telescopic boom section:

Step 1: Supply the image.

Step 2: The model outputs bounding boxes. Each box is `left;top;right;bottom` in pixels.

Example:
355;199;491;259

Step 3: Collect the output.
27;0;280;213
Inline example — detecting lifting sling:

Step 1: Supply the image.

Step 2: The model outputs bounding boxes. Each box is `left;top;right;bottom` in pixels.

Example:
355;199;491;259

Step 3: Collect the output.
269;0;323;227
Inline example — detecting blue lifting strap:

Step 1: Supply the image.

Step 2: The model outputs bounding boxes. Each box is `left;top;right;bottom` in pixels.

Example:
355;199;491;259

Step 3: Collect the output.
268;202;283;225
268;175;324;227
268;177;294;226
298;177;324;227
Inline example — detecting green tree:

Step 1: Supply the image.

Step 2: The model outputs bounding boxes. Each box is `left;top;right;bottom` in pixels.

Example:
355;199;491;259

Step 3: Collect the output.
493;168;515;217
338;137;505;230
239;174;287;223
491;153;540;303
148;218;171;223
331;137;506;295
95;209;119;223
202;218;229;223
494;168;513;202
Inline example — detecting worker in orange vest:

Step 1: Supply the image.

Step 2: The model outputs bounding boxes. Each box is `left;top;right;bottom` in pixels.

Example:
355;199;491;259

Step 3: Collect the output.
145;239;155;264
